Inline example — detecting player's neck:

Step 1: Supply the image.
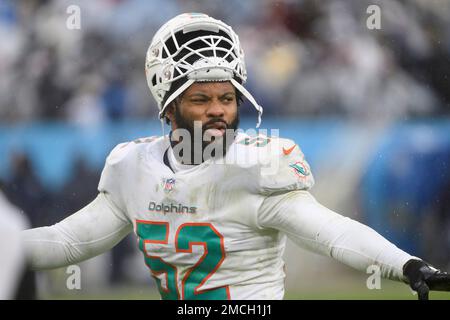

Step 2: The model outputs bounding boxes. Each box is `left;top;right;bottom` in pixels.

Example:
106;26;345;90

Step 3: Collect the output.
168;130;236;166
168;131;204;166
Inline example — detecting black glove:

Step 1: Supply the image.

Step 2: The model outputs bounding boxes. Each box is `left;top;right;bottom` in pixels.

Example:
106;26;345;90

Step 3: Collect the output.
403;259;450;300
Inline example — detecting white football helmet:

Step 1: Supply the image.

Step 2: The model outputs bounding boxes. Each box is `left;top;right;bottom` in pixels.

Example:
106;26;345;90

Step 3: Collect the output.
145;13;263;127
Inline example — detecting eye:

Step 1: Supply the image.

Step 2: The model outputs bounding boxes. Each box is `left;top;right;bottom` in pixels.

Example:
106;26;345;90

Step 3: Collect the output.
190;98;207;104
222;96;235;103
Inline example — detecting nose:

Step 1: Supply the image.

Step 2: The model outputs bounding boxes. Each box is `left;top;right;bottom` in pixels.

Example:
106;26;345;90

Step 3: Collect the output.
205;100;225;118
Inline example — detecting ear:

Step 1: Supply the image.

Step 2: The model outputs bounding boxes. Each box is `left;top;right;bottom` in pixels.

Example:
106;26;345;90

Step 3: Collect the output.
165;104;176;125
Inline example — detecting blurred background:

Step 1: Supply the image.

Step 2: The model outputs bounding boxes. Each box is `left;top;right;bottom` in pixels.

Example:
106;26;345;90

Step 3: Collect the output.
1;0;450;299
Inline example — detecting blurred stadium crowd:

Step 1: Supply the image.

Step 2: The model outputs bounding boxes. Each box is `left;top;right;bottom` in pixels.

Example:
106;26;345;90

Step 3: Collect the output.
1;0;450;123
1;0;450;295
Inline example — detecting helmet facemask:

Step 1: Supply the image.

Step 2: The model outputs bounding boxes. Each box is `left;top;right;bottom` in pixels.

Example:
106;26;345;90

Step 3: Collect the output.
145;13;263;128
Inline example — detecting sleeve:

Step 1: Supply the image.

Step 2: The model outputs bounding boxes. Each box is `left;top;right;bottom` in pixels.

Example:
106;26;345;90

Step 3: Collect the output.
257;190;417;282
97;141;134;212
258;138;315;195
22;192;133;270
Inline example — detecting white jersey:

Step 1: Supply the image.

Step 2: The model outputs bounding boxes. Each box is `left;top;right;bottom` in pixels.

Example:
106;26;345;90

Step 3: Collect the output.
23;132;414;300
98;133;314;300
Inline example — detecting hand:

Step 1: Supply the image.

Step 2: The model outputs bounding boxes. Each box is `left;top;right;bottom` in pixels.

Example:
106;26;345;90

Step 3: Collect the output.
403;259;450;300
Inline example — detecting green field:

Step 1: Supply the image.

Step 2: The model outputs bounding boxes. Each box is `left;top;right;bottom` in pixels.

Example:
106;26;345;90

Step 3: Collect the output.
42;282;450;300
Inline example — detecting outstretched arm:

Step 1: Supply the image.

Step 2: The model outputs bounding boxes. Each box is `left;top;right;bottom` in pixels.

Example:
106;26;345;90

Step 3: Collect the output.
258;190;416;282
22;192;133;270
258;190;450;298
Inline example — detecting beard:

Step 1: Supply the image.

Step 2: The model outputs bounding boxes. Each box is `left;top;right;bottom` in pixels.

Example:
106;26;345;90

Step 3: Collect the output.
170;106;240;165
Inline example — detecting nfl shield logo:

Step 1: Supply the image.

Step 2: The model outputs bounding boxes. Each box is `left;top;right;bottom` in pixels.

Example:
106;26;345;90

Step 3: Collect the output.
163;178;176;193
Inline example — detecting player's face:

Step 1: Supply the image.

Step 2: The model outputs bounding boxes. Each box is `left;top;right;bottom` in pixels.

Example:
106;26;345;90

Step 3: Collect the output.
166;81;239;162
171;81;239;136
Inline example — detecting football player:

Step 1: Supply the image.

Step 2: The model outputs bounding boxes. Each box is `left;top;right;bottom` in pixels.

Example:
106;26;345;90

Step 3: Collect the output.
0;190;30;299
22;13;450;300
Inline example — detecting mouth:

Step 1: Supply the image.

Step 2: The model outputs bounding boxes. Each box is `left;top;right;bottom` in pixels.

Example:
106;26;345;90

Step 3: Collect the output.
204;122;227;138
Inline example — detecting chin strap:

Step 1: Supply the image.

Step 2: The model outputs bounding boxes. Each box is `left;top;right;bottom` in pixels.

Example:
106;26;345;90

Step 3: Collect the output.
159;79;196;120
230;78;263;128
160;117;166;138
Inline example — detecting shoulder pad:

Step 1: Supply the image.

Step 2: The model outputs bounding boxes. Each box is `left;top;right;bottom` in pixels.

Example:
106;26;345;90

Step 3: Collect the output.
98;136;163;209
258;137;314;195
105;136;161;166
